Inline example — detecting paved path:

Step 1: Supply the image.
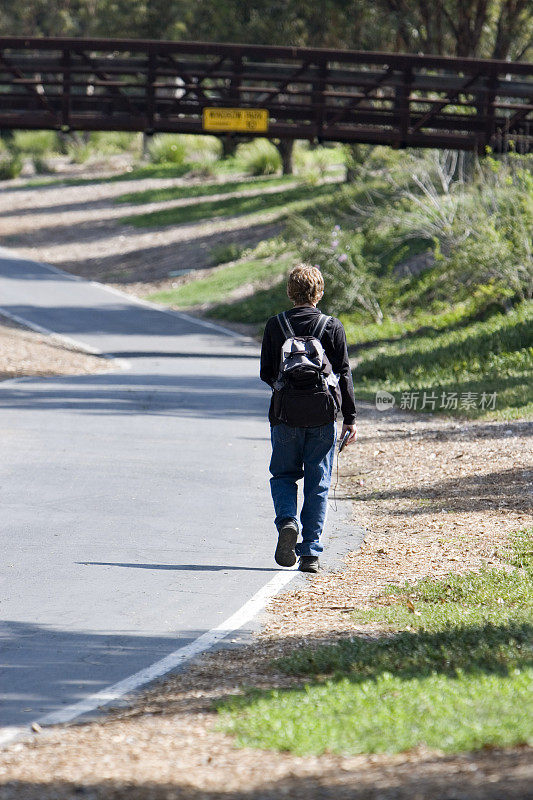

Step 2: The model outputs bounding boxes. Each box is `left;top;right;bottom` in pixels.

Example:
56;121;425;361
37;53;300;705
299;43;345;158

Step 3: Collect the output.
0;251;357;736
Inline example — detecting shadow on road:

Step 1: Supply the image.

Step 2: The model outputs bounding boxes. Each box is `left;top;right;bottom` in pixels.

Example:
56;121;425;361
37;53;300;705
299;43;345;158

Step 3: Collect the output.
106;351;259;359
0;372;269;419
0;620;209;728
78;562;281;572
1;301;255;341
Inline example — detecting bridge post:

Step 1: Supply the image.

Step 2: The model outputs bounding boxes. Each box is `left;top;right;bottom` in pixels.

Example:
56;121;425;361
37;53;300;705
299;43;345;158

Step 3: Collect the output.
312;57;327;143
479;70;498;155
229;52;243;105
145;50;156;135
395;65;412;148
61;48;71;131
219;52;244;159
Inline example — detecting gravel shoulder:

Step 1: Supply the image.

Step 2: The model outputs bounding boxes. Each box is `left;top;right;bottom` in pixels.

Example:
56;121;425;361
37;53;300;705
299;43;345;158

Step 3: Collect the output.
0;313;115;381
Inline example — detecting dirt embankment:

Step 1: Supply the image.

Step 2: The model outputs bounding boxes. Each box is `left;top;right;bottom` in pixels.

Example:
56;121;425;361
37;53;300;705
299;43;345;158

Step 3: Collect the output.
0;174;282;286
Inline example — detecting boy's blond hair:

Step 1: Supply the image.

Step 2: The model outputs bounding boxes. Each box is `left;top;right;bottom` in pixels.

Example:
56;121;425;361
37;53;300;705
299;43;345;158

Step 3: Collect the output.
287;264;324;306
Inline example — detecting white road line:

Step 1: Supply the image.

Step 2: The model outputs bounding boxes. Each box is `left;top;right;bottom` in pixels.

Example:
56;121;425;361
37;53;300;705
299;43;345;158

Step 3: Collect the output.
0;245;253;342
91;281;252;341
0;248;252;376
0;307;106;356
0;568;296;748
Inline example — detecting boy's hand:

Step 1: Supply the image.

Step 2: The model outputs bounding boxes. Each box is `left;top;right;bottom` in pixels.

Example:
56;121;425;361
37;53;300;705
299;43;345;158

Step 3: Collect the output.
341;423;357;445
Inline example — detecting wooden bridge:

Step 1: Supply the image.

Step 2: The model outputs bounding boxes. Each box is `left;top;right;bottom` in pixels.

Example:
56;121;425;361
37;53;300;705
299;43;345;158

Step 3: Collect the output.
0;36;531;153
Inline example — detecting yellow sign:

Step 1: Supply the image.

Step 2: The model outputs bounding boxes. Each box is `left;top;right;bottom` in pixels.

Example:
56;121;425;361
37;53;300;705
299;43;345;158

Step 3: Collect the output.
202;107;269;133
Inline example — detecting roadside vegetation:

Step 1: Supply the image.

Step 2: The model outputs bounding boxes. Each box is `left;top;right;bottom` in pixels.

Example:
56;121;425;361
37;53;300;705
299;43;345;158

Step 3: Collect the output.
1;130;343;186
218;528;533;755
114;174;298;205
145;147;532;421
120;180;342;228
151;251;294;308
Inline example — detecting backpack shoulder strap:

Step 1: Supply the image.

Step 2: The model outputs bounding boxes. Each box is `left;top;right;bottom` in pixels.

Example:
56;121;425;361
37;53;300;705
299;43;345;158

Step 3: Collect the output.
277;312;295;340
311;313;331;341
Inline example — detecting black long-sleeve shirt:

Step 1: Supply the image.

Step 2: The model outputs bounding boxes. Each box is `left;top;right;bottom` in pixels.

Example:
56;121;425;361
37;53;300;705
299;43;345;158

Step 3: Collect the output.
260;306;356;426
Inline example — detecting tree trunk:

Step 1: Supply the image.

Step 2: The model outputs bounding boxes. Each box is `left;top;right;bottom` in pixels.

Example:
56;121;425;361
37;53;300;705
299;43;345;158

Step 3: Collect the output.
142;132;153;161
276;138;294;175
221;135;238;159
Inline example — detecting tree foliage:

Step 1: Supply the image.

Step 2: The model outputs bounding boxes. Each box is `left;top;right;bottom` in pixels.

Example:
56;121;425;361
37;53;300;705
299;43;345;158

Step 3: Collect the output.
0;0;530;61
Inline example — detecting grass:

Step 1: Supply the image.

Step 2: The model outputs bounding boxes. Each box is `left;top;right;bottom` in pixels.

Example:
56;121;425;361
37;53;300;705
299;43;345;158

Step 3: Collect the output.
217;528;533;755
298;566;533;639
114;175;297;204
121;181;343;228
353;301;533;420
219;669;532;755
11;162;196;190
339;292;511;348
148;254;293;308
205;280;289;326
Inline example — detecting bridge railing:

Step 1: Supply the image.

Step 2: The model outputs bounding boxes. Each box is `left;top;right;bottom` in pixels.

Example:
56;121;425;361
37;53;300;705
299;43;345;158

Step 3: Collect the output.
0;37;531;152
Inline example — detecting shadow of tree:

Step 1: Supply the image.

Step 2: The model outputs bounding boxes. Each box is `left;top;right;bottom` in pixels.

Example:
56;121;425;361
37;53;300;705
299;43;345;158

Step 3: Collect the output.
0;371;269;418
342;466;532;514
350;407;532;443
272;620;533;681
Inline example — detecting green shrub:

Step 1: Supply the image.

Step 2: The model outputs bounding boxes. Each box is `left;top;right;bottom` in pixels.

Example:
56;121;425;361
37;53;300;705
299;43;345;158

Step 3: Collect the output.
237;139;281;176
32;155;55;175
294;142;343;177
180;134;222;162
377;153;532;306
12;129;58;155
68;143;91;164
210;243;246;265
148;134;187;165
441;167;533;303
0;153;23;180
89;131;140;154
295;217;383;321
284;151;532;319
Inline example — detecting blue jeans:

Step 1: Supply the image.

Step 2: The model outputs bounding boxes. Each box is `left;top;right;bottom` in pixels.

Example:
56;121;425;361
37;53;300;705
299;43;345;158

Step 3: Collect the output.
269;422;337;557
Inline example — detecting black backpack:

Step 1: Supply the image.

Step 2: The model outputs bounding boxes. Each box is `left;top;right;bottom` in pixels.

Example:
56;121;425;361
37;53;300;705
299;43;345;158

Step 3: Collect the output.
272;312;341;428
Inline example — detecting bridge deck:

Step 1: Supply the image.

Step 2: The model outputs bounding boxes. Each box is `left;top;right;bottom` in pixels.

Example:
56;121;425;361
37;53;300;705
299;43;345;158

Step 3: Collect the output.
0;37;531;152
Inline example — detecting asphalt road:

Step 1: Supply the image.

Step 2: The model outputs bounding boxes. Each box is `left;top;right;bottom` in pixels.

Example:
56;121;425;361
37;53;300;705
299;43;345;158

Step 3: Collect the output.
0;250;360;734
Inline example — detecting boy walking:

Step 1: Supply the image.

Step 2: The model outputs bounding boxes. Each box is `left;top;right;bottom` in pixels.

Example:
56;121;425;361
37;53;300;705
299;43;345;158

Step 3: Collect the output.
260;264;356;573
